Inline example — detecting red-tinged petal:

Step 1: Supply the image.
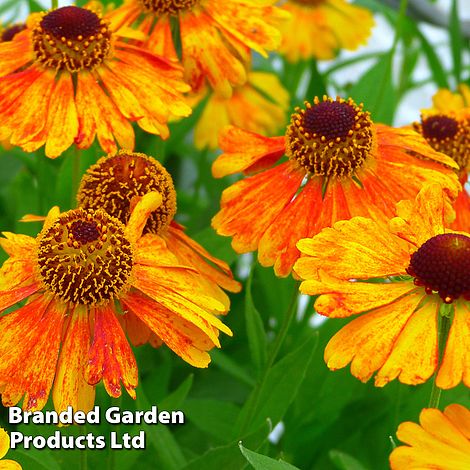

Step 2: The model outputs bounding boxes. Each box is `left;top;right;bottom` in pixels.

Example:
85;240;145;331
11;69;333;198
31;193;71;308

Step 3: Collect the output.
180;9;246;98
324;291;425;383
375;299;439;386
75;72;97;150
85;303;138;399
436;301;470;389
214;126;285;177
212;162;304;253
258;179;322;277
44;73;78;158
53;305;95;414
0;281;41;313
122;290;215;368
0;295;66;411
147;16;179;61
165;224;241;293
0;258;36;291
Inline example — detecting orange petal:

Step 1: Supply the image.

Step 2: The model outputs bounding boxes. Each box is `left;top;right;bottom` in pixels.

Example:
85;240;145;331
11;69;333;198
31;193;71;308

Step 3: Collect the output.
85;303;138;399
444;404;470;439
212;162;304;253
213;126;285;178
324;291;425;382
118;309;152;347
436;301;470;389
375;298;439;386
0;295;66;411
0;232;36;258
53;305;95;414
0;281;41;313
0;30;32;76
452;187;470;232
122;290;216;368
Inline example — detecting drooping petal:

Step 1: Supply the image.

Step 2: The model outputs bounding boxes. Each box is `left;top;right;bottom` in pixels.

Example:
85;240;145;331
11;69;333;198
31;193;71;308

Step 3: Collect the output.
53;305;95;414
125;192;163;244
122;290;217;368
85;304;138;399
0;295;66;411
324;291;425;383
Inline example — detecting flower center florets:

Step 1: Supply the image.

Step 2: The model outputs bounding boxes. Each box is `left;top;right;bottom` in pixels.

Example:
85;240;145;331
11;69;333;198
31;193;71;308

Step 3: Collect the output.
137;0;200;15
406;233;470;303
37;209;133;305
32;6;112;73
415;114;470;172
285;96;375;177
77;150;177;235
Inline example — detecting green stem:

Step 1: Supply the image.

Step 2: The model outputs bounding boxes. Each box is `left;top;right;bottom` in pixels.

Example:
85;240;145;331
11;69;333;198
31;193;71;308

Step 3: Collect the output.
80;425;88;470
238;282;300;435
428;311;452;409
71;146;80;209
51;0;58;9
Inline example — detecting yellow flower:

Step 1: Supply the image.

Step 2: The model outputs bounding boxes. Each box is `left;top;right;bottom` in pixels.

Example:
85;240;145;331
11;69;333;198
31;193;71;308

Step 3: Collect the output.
430;84;470;113
193;71;289;149
211;96;460;277
293;184;470;388
0;4;191;158
390;404;470;470
0;428;21;470
278;0;374;62
0;193;232;413
107;0;289;97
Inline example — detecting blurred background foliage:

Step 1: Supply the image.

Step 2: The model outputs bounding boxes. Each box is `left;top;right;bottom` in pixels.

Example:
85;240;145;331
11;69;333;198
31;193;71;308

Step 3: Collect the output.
0;0;469;469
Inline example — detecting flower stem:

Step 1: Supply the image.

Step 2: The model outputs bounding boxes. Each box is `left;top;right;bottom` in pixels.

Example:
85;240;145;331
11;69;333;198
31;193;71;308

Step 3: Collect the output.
51;0;58;9
80;425;88;470
428;308;452;409
71;146;80;208
238;281;300;435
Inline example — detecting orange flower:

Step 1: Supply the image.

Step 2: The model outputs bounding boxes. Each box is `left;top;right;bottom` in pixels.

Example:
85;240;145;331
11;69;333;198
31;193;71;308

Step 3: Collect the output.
193;71;289;149
390;404;470;470
77;150;241;310
0;427;21;470
107;0;288;98
212;96;460;277
0;4;191;158
0;193;232;413
414;91;470;231
294;184;470;388
278;0;374;62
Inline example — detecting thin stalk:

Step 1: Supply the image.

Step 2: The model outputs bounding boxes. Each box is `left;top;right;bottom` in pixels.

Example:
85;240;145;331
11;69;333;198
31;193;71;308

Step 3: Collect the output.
428;310;452;409
238;282;300;435
71;146;80;208
80;425;88;470
51;0;58;9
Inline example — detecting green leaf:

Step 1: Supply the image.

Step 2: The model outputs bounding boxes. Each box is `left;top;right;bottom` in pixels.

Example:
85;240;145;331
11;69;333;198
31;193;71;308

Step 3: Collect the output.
239;443;300;470
182;420;271;470
449;0;463;84
210;350;256;387
245;273;268;374
159;374;194;411
329;450;370;470
15;448;61;470
235;333;318;435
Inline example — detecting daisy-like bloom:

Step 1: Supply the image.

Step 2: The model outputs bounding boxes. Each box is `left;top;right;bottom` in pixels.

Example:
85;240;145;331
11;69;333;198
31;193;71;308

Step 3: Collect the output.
390;404;470;470
0;192;232;413
293;184;470;388
193;71;289;149
414;93;470;231
0;4;191;158
0;427;21;470
278;0;374;62
77;150;241;310
212;96;461;277
107;0;288;98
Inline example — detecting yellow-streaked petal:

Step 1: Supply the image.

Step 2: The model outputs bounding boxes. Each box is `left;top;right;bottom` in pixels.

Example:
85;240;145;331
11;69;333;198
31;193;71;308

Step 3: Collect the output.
125;192;163;244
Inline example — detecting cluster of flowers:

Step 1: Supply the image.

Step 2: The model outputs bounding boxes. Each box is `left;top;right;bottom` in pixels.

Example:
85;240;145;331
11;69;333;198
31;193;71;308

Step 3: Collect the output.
0;0;469;468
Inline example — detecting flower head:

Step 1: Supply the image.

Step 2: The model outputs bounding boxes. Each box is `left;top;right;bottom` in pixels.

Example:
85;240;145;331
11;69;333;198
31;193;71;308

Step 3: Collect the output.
107;0;289;98
414;92;470;231
0;4;191;158
293;184;470;388
0;192;232;412
212;96;460;277
77;150;241;300
278;0;374;62
390;404;470;470
0;427;21;470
